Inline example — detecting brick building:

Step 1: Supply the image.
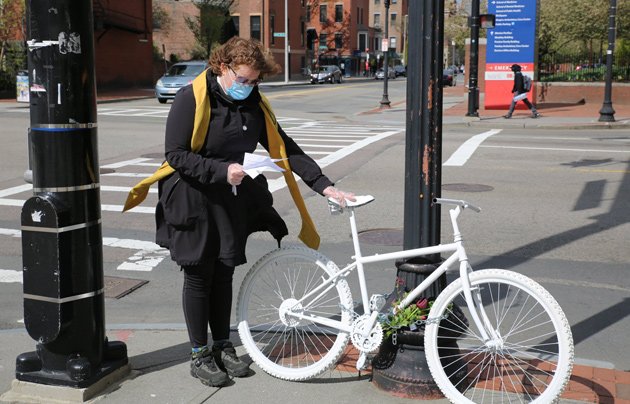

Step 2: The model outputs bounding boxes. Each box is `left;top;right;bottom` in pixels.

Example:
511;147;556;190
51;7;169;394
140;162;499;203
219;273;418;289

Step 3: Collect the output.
151;0;412;80
369;0;408;67
93;0;154;88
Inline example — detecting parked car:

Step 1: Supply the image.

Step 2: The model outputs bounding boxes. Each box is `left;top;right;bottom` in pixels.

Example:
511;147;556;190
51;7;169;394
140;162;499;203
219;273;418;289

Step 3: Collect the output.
442;68;456;86
393;65;407;77
155;61;207;103
375;68;396;80
310;65;343;84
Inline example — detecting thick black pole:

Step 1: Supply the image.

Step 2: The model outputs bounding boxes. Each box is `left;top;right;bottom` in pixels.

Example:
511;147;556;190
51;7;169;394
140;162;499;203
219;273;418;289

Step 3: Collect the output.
16;0;127;388
466;0;480;117
598;0;617;122
372;0;446;398
380;0;391;108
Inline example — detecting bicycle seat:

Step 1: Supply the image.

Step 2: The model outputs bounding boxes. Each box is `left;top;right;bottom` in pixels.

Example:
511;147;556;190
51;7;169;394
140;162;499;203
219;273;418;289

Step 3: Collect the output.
328;195;375;209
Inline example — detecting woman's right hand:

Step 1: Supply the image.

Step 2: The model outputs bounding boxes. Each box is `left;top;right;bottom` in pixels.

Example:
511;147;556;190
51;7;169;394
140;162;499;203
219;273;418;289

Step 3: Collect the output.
227;163;246;186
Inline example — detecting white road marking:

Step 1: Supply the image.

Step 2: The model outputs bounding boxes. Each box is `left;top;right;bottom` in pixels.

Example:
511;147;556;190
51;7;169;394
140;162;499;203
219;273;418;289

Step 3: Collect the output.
0;269;22;283
444;129;502;166
0;230;169;278
480;145;630;153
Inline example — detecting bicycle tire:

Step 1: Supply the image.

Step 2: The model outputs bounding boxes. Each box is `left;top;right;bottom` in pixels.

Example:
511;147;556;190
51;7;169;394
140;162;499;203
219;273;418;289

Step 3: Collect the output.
424;269;574;403
236;246;353;381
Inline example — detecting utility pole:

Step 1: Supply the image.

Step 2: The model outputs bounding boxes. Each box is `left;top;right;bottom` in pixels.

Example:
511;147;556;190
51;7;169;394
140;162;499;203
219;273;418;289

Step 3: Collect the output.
11;0;129;398
284;0;289;83
372;0;448;397
380;0;391;108
598;0;617;122
466;0;480;117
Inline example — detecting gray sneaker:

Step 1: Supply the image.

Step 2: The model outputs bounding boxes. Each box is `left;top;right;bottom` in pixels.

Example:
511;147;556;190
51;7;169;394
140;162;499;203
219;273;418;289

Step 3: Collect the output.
190;347;230;387
213;342;250;377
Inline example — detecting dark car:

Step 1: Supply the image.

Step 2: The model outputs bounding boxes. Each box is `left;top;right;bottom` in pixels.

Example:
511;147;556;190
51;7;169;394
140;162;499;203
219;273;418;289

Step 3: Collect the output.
310;65;343;84
375;68;396;80
393;65;406;77
155;61;208;103
442;68;456;87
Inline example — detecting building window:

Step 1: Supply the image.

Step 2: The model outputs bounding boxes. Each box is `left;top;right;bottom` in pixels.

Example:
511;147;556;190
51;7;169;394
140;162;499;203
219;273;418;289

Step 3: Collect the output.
335;5;343;22
251;15;261;40
232;16;240;36
319;5;327;22
358;33;367;52
390;37;397;49
374;37;380;51
391;13;397;24
300;21;305;46
374;13;380;27
270;15;275;44
392;0;397;3
335;33;343;49
306;6;311;21
375;0;380;4
319;33;328;48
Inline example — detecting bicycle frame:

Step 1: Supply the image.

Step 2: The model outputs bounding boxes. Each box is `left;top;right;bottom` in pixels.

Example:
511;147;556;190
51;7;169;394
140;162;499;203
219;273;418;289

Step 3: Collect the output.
286;198;495;344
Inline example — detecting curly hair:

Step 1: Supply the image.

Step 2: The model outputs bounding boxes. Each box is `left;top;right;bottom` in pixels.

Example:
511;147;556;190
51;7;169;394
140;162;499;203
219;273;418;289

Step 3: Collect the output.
209;37;281;78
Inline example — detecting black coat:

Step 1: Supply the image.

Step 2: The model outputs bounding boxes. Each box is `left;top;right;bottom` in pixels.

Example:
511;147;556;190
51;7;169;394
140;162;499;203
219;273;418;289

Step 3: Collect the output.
511;71;525;94
155;72;333;267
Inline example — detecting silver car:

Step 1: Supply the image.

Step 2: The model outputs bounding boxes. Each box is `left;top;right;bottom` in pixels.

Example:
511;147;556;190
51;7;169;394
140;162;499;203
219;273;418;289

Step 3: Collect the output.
155;61;207;103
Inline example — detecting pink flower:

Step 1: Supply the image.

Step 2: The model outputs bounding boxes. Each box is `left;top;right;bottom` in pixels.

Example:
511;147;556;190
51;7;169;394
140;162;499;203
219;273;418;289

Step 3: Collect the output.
416;298;428;309
395;277;405;286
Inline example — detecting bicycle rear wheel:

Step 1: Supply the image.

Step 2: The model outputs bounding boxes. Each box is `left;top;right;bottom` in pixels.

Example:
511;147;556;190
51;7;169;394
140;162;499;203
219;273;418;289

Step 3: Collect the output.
425;269;573;403
236;247;353;381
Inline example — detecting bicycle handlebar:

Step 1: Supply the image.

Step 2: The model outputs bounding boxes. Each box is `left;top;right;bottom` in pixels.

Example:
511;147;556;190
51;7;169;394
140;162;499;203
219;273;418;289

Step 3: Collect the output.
433;198;481;213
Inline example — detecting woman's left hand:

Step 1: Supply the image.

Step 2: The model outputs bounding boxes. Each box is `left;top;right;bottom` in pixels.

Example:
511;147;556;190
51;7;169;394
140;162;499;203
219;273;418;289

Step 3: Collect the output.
323;186;356;207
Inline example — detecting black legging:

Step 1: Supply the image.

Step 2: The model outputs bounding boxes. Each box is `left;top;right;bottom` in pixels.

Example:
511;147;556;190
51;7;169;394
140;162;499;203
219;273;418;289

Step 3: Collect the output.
182;261;235;348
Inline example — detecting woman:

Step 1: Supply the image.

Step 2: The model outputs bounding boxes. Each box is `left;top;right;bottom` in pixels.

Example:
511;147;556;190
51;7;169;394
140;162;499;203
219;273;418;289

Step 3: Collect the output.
148;37;354;387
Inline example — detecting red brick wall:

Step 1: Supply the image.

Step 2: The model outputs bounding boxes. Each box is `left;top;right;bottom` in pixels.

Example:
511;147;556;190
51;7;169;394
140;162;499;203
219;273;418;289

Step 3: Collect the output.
94;0;153;88
536;82;630;105
152;0;199;62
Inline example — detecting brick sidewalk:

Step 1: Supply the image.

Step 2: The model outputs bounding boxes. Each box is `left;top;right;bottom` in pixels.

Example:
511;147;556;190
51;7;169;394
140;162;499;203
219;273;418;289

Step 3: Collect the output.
336;346;630;403
442;85;630;120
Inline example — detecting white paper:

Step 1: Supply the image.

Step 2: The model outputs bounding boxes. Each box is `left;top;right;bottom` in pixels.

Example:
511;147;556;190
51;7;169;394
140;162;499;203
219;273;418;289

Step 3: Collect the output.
242;152;286;178
513;93;528;102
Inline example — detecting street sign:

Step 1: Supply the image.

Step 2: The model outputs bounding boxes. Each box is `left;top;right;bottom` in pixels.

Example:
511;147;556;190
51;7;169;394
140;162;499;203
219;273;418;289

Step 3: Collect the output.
485;0;537;109
381;38;389;50
273;32;286;37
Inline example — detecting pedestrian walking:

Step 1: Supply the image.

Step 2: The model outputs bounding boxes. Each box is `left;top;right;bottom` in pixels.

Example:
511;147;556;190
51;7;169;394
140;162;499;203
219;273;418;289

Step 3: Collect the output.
504;64;540;119
123;37;354;387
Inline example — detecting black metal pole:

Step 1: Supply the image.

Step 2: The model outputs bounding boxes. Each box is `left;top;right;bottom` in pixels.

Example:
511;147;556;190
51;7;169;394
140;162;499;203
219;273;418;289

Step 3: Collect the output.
380;0;391;108
16;0;127;389
598;0;617;122
372;0;446;397
466;0;480;117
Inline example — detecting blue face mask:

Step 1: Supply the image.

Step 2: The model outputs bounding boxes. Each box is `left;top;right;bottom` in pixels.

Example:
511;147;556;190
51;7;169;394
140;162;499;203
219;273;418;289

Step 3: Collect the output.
225;81;254;100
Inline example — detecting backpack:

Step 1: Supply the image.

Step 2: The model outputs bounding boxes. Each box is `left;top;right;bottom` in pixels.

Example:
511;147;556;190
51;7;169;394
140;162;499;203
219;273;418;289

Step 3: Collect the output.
522;75;532;92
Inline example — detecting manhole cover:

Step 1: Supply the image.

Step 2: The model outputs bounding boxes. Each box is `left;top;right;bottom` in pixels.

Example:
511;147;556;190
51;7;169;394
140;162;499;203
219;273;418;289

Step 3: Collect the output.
104;276;148;299
141;152;164;159
442;183;494;192
100;168;115;175
358;228;403;246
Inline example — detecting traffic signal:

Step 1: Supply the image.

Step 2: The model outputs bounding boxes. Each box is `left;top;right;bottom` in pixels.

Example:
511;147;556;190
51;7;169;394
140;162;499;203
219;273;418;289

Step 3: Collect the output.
384;0;390;7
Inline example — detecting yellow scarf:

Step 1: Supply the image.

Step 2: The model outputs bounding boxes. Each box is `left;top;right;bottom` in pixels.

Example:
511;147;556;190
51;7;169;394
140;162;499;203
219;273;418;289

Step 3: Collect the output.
122;70;320;249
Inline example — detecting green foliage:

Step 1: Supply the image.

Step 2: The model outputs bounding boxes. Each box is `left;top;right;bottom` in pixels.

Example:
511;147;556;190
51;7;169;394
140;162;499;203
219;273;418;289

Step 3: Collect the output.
381;295;433;338
185;0;236;59
0;41;26;92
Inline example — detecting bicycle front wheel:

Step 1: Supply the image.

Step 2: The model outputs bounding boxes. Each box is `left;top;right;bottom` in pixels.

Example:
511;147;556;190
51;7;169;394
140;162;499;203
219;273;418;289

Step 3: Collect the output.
425;269;573;403
236;247;353;381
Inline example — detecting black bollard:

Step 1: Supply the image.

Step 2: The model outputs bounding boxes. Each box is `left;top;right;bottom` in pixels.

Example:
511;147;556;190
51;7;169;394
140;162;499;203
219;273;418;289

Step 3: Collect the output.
15;0;127;388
